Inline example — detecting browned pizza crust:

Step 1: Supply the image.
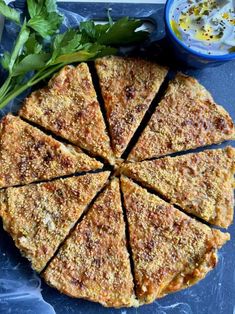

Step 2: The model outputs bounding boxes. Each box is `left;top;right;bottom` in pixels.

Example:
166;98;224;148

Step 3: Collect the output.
121;176;230;304
0;172;110;272
19;63;114;163
122;147;235;228
128;73;235;161
95;56;168;157
0;115;102;188
43;178;137;308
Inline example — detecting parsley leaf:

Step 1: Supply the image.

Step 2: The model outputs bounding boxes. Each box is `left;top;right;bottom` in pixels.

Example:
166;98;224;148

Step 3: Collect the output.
8;21;30;73
27;0;63;38
0;0;21;24
50;29;82;62
24;34;42;54
80;17;148;46
54;43;116;64
12;53;50;76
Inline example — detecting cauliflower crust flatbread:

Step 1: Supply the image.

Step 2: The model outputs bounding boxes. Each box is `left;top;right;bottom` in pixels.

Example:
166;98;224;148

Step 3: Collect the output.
0;115;102;188
122;147;235;228
19;63;114;163
0;172;110;272
43;178;137;308
95;56;168;158
128;73;235;161
121;176;230;304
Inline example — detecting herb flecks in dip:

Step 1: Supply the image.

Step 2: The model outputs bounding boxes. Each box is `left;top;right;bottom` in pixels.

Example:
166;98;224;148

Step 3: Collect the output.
170;0;235;55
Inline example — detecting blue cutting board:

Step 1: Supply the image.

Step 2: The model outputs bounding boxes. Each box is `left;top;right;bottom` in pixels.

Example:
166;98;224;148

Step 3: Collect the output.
0;2;234;314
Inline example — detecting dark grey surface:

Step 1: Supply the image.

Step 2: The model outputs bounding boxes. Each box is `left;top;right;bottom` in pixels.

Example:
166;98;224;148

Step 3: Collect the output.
0;2;234;314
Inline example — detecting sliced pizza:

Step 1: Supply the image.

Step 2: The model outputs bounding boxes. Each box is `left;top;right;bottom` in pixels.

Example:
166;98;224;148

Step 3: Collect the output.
0;115;102;188
95;56;168;158
0;172;110;272
19;63;114;163
128;73;235;161
121;176;230;304
122;147;235;228
43;178;137;307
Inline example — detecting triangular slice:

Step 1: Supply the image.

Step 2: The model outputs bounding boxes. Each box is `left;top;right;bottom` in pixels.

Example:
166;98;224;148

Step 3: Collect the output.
19;63;114;163
43;178;137;308
0;115;102;188
0;172;110;272
95;56;168;158
122;147;235;228
121;176;230;304
128;73;235;161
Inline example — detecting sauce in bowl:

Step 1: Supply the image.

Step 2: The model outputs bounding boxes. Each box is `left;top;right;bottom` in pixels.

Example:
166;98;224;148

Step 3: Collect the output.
170;0;235;55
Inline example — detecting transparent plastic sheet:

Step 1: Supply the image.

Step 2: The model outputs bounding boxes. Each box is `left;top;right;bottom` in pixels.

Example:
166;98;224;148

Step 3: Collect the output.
0;3;234;314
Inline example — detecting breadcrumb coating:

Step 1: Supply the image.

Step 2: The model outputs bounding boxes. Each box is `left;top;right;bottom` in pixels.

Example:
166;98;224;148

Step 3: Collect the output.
0;172;110;272
121;176;230;304
0;115;102;188
95;56;168;157
19;63;114;163
0;59;233;309
128;73;235;161
122;147;235;228
43;178;137;308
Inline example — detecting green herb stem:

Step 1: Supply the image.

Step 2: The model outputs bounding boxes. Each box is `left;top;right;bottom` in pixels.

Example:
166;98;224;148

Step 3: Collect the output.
0;75;12;99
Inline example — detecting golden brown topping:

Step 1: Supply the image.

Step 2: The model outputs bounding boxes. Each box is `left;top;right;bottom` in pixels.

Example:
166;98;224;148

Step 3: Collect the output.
19;63;114;163
43;178;137;307
128;73;235;161
0;115;102;188
121;176;229;304
95;56;168;157
122;147;235;228
0;172;110;272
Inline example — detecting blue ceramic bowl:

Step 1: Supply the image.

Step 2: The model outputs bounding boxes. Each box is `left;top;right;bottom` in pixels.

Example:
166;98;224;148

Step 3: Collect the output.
164;0;235;68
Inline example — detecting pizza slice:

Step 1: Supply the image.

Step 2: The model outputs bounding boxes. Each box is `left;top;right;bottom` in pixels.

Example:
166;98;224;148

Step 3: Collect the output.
43;178;137;308
121;176;230;304
0;172;110;272
95;56;168;158
122;147;235;228
0;115;102;188
128;73;235;161
19;63;114;163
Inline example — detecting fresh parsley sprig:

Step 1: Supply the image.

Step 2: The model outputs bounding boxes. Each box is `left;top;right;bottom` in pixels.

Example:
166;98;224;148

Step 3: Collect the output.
0;0;149;109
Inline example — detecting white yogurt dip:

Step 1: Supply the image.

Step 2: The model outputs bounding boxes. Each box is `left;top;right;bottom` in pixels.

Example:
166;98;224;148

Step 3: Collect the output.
170;0;235;55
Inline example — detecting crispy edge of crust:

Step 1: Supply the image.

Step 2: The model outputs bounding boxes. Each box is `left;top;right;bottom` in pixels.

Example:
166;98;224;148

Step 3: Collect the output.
157;229;230;301
212;146;235;228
